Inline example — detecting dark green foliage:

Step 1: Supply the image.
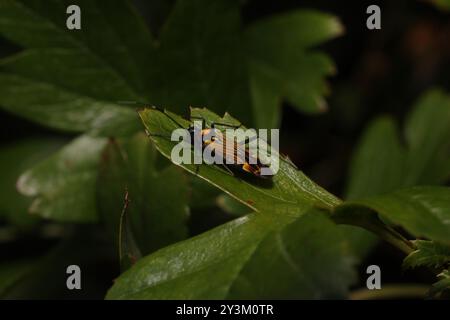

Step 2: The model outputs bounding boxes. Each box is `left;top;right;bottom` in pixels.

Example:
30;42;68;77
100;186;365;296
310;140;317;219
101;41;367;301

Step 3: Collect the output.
0;0;449;300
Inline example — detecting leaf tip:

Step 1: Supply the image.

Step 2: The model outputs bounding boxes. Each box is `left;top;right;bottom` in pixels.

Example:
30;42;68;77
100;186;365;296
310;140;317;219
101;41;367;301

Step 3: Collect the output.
317;97;328;113
330;16;345;37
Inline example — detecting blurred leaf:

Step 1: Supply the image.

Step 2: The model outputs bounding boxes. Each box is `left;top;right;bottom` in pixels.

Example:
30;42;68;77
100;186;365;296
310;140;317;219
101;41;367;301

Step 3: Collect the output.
245;10;343;128
346;117;405;200
0;0;340;131
17;135;107;222
0;259;34;297
344;90;450;256
97;133;189;259
430;269;450;298
0;0;151;135
404;90;450;185
138;107;340;215
340;186;450;245
340;117;404;257
402;240;450;299
347;90;450;198
430;0;450;11
0;73;141;135
148;0;253;124
188;175;222;210
403;240;450;270
0;138;64;227
106;209;355;299
0;230;115;299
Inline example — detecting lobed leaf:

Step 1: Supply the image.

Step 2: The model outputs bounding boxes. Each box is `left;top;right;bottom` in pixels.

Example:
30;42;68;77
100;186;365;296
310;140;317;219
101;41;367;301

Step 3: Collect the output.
17;135;107;222
343;90;450;256
97;133;189;261
403;240;450;270
138;107;341;216
0;137;64;227
340;186;450;245
106;209;355;299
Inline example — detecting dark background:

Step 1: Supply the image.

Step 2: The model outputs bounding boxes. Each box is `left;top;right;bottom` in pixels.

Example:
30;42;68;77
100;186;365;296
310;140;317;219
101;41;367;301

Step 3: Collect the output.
0;0;448;298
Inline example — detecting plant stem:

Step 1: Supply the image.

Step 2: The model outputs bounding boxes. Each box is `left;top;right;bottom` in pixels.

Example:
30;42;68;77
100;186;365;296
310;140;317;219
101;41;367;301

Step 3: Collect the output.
330;206;415;255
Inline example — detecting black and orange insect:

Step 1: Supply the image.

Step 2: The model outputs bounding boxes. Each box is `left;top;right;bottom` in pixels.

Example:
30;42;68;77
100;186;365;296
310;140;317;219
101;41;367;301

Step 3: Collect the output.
143;106;275;179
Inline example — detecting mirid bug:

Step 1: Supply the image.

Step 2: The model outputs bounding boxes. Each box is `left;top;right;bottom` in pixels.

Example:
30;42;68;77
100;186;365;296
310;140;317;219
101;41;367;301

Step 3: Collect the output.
143;106;277;179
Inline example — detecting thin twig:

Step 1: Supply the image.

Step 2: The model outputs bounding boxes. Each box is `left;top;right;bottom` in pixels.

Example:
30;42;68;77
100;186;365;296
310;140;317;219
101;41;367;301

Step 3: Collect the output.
118;188;130;263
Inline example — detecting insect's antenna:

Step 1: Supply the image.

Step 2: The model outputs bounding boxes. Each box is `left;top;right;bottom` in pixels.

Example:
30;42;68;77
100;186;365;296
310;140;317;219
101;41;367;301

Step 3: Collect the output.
145;130;172;139
190;115;206;121
121;101;188;129
213;121;242;128
189;115;207;125
146;129;193;145
117;100;150;107
149;107;188;129
190;116;242;129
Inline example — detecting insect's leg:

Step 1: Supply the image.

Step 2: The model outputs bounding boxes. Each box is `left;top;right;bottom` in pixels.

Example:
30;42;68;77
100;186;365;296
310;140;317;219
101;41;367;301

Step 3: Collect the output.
242;162;261;176
117;100;150;107
213;121;242;129
243;134;259;145
195;164;200;176
141;106;188;129
145;130;172;139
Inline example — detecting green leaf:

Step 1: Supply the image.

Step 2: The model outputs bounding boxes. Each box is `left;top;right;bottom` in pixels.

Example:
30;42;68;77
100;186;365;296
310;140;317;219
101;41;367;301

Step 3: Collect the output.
430;0;450;11
0;74;142;136
430;269;450;298
343;90;450;256
340;117;404;257
245;10;343;127
188;176;223;210
0;137;64;227
341;186;450;245
0;0;150;135
404;90;450;185
148;0;252;124
0;259;35;297
97;133;189;259
0;0;341;131
227;211;356;299
138;107;340;215
107;107;356;299
403;240;450;270
346;117;405;200
216;194;252;217
346;89;450;198
0;231;115;299
0;0;154;96
17;135;107;222
106;209;355;299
